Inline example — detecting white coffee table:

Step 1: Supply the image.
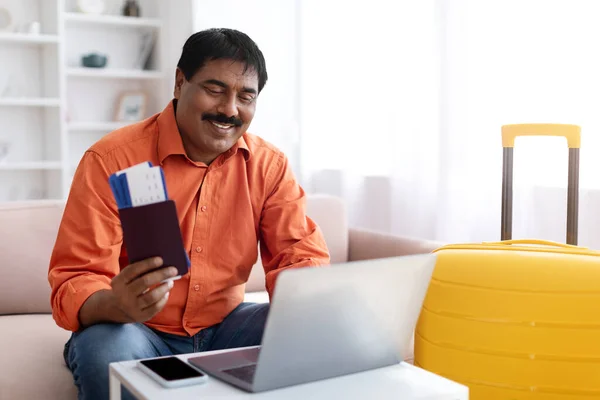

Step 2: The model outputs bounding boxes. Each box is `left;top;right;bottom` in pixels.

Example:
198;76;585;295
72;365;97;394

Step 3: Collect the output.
109;348;468;400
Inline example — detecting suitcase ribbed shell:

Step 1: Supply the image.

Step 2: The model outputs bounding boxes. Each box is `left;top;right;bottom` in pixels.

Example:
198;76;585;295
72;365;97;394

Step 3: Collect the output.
414;240;600;399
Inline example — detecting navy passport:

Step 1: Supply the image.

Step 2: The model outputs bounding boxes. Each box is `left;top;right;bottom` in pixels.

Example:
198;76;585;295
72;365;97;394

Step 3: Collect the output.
118;200;189;277
109;162;190;277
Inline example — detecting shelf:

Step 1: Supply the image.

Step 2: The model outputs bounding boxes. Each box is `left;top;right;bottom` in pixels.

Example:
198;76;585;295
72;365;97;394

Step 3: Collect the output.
64;12;162;29
0;0;165;202
67;67;162;80
0;162;62;171
0;33;59;45
68;121;133;131
0;98;61;107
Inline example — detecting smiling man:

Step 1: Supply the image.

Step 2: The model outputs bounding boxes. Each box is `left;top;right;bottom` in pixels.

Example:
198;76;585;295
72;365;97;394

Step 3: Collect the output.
48;28;330;400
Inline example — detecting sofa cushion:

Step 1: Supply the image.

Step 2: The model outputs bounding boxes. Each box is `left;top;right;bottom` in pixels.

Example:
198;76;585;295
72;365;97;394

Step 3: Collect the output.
245;194;349;293
0;314;76;399
0;201;65;315
304;194;348;264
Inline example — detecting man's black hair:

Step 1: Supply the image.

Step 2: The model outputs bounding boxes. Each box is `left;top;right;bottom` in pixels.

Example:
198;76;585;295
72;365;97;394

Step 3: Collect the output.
177;28;268;93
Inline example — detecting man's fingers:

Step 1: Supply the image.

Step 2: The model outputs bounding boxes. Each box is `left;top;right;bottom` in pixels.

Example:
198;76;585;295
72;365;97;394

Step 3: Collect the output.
141;289;170;318
118;257;164;284
138;281;173;309
130;267;178;296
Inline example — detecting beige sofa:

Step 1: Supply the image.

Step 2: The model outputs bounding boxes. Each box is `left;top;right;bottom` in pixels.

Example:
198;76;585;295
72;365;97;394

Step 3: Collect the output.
0;195;441;399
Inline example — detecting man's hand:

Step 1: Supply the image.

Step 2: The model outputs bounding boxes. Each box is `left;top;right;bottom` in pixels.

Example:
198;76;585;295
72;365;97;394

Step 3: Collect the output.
78;257;179;328
111;257;179;323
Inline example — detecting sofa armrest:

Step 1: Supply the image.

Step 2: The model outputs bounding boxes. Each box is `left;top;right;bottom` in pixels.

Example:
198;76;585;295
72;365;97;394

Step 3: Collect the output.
348;228;444;262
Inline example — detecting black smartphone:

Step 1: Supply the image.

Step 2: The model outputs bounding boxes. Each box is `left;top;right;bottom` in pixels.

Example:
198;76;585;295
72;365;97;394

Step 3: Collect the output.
138;356;208;388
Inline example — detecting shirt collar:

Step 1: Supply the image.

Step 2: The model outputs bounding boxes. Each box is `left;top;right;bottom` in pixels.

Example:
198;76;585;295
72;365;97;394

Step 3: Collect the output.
157;99;251;165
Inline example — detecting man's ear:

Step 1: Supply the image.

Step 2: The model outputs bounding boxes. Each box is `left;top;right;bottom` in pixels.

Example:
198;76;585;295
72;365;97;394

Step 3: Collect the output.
174;68;185;99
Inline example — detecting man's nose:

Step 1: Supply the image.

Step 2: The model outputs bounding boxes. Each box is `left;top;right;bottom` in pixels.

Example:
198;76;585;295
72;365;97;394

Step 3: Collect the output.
217;94;238;118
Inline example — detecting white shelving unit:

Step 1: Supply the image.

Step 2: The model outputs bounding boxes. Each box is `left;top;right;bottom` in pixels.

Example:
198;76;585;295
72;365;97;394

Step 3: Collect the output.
63;11;162;28
67;66;163;79
0;0;165;202
0;32;60;44
0;97;61;107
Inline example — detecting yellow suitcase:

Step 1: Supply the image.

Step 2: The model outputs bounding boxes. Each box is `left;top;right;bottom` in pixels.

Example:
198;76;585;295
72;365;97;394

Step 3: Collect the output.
415;124;600;399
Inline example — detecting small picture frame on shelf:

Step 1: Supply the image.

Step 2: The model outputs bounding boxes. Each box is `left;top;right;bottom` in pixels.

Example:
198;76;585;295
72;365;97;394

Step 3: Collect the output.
115;92;147;122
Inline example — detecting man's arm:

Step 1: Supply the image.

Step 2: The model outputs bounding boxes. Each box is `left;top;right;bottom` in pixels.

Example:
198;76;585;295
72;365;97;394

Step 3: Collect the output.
49;151;127;330
48;150;123;331
258;153;330;297
78;289;131;327
48;151;177;330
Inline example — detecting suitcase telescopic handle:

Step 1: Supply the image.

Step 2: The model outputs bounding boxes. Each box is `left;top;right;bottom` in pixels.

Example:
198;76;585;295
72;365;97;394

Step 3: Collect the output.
500;123;581;245
502;124;581;148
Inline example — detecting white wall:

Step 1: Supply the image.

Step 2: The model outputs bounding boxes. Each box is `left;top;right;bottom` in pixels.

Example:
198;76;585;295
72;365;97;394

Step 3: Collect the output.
190;0;301;177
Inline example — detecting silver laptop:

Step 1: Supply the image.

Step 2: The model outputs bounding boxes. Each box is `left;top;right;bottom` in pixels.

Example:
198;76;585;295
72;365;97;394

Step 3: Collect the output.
188;254;437;393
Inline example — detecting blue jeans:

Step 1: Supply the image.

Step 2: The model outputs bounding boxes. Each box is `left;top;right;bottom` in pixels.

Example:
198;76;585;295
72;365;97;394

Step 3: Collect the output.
64;302;269;400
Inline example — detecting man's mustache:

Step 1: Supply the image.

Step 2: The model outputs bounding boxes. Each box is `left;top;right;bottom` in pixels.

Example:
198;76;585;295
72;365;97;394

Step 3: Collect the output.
202;113;243;127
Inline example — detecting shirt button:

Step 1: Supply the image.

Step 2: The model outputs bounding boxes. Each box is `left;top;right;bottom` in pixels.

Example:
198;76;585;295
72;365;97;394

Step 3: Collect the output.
194;284;200;291
201;205;207;212
195;246;202;253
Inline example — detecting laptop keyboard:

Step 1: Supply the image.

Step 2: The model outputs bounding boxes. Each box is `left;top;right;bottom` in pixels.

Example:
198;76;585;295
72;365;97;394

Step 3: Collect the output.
222;364;257;383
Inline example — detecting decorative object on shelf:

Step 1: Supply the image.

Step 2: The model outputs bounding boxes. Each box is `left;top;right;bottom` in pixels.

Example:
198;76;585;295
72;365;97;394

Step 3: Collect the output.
77;0;105;15
26;21;40;35
0;7;13;31
134;31;155;70
122;0;141;17
81;53;108;68
0;141;12;164
115;92;147;122
12;21;42;34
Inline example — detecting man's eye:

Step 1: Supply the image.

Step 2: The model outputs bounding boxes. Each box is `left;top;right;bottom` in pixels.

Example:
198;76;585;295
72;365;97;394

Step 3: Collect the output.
205;87;223;94
239;95;255;103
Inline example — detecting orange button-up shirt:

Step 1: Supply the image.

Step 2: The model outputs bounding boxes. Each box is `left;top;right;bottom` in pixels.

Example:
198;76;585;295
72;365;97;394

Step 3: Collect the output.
48;100;330;336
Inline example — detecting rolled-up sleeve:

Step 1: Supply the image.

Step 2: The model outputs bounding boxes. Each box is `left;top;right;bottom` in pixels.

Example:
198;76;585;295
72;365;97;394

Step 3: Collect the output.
48;151;122;332
259;153;331;297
